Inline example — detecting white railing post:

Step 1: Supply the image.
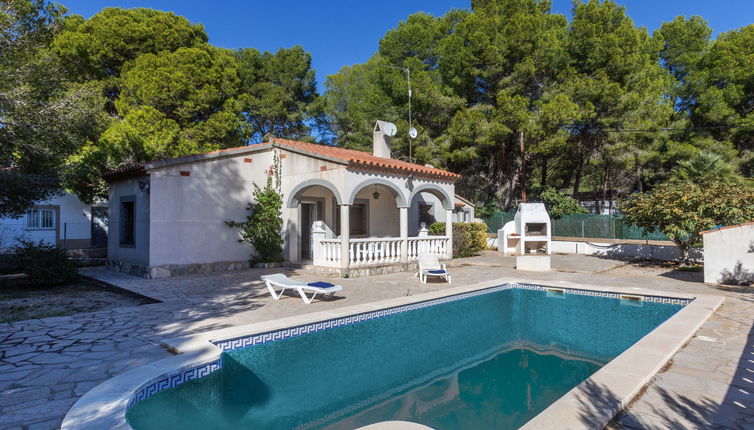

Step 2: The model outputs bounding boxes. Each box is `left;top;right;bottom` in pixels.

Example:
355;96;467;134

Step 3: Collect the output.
445;208;453;259
311;221;326;266
340;204;350;273
399;206;408;263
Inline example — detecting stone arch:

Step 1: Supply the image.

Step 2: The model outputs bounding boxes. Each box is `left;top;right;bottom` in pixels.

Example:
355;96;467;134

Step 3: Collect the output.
348;178;408;207
286;179;343;208
408;184;454;210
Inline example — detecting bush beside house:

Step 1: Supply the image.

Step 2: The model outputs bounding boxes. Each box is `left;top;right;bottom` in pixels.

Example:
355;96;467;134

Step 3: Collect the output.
12;240;79;286
429;222;487;258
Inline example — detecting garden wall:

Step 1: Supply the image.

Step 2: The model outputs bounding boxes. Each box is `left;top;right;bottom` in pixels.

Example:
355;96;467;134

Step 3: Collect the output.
486;236;701;262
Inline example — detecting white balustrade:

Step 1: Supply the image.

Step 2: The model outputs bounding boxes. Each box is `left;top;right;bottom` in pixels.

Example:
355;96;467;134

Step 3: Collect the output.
407;236;449;259
317;239;341;267
314;236;450;268
349;237;403;267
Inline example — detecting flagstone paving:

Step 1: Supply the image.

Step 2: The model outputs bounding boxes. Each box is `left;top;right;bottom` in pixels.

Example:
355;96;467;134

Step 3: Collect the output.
0;253;751;430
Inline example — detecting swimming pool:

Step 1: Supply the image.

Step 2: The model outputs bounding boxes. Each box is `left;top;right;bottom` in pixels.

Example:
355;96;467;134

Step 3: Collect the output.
125;284;686;430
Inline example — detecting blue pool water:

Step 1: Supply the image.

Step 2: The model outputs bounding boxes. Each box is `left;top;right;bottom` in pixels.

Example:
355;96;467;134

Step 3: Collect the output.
126;286;684;430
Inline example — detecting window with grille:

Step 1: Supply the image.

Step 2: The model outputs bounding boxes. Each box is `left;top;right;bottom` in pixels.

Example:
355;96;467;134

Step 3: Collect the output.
120;198;135;246
26;208;55;229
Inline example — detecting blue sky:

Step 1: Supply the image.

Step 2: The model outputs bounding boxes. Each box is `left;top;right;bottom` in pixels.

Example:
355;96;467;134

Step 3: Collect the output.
64;0;754;91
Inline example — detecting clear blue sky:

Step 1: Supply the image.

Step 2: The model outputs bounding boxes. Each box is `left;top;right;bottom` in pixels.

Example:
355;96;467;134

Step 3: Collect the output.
63;0;754;91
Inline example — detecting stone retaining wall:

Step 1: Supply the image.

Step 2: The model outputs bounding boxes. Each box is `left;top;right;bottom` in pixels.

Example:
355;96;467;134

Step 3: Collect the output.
106;259;252;279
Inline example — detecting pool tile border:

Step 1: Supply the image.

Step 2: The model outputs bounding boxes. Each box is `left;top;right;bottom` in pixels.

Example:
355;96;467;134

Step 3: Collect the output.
125;358;222;410
127;283;691;410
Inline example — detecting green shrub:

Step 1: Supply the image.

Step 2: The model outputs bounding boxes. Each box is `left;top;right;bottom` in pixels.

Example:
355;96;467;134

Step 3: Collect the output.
539;188;588;219
12;240;79;286
428;222;487;258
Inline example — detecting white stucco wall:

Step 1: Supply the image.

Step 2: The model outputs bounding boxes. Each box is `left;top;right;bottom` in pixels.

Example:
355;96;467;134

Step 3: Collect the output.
0;191;96;250
354;187;400;237
703;223;754;284
486;236;702;261
108;177;150;266
147;150;274;267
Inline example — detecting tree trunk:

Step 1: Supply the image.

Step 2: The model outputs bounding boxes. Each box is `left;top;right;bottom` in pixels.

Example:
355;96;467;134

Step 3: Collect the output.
573;154;584;195
634;154;643;192
676;241;690;265
519;130;527;202
601;163;609;215
540;156;549;189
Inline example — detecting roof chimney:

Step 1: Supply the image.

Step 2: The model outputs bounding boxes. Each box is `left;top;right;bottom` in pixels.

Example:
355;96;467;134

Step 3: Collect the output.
373;120;396;158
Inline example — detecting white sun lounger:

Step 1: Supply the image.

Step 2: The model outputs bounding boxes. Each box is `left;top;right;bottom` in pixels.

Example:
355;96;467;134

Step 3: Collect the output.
260;274;343;304
416;253;451;284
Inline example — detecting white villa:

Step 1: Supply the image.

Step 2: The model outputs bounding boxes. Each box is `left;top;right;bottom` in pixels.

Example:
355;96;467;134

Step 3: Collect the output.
105;121;473;278
0;178;108;251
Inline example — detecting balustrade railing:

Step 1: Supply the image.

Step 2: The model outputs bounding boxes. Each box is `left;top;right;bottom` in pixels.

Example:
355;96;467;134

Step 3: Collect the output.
407;236;449;259
317;239;341;267
313;236;450;268
349;237;403;267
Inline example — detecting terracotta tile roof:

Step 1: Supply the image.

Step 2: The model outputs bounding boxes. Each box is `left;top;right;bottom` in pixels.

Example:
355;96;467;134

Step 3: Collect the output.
103;139;461;182
700;221;754;235
102;164;147;182
270;138;460;181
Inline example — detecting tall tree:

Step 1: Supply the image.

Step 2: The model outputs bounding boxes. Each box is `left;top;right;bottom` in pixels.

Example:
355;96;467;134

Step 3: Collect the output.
236;46;318;143
0;0;108;216
58;8;320;202
562;0;670;211
63;44;251;202
688;25;754;176
51;7;207;81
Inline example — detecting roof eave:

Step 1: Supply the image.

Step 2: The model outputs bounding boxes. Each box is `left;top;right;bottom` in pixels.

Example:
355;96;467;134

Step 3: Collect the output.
348;161;461;182
272;142;349;166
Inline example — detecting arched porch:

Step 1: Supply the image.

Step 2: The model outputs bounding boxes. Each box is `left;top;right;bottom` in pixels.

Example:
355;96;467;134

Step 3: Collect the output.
289;176;454;272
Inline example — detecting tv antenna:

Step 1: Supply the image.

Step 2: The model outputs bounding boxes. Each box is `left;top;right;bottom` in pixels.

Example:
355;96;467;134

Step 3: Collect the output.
381;64;416;163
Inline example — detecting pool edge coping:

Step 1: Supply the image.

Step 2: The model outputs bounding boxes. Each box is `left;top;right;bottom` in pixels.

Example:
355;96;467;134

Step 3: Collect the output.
60;278;721;430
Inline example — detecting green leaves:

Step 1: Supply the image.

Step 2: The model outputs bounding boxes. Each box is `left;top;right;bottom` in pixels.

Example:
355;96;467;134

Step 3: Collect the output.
539;188;588;219
52;7;207;80
620;181;754;263
236;45;317;143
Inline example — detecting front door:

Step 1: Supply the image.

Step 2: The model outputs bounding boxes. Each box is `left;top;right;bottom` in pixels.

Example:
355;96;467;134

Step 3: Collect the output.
300;202;323;260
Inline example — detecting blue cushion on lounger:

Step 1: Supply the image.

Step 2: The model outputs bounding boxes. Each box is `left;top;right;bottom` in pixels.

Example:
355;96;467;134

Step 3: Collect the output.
428;270;446;275
308;281;335;288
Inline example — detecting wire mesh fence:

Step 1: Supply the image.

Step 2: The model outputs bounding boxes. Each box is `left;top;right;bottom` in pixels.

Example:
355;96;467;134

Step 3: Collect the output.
481;212;669;241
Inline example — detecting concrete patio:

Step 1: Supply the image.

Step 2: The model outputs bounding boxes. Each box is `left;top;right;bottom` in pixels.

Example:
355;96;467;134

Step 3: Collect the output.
0;252;751;430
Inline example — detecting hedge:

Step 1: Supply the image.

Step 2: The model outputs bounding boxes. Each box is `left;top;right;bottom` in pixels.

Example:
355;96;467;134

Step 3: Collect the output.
428;222;487;258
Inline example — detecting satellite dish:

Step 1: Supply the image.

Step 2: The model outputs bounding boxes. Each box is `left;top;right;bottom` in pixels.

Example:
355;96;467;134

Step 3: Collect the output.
382;122;397;137
408;127;418;139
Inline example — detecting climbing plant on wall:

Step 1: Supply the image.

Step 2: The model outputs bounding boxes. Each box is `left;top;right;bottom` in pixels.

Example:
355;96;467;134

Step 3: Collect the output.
227;151;284;263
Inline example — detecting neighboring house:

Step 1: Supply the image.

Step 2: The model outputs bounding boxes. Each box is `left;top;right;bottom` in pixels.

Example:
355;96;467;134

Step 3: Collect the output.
0;185;108;251
452;194;475;223
105;121;466;279
702;222;754;285
572;190;626;215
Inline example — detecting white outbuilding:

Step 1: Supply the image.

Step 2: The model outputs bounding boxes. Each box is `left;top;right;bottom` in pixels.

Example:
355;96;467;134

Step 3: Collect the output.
701;222;754;285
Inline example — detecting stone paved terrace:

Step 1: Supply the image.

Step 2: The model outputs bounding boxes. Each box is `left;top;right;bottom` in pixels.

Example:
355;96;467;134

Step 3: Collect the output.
0;253;752;430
